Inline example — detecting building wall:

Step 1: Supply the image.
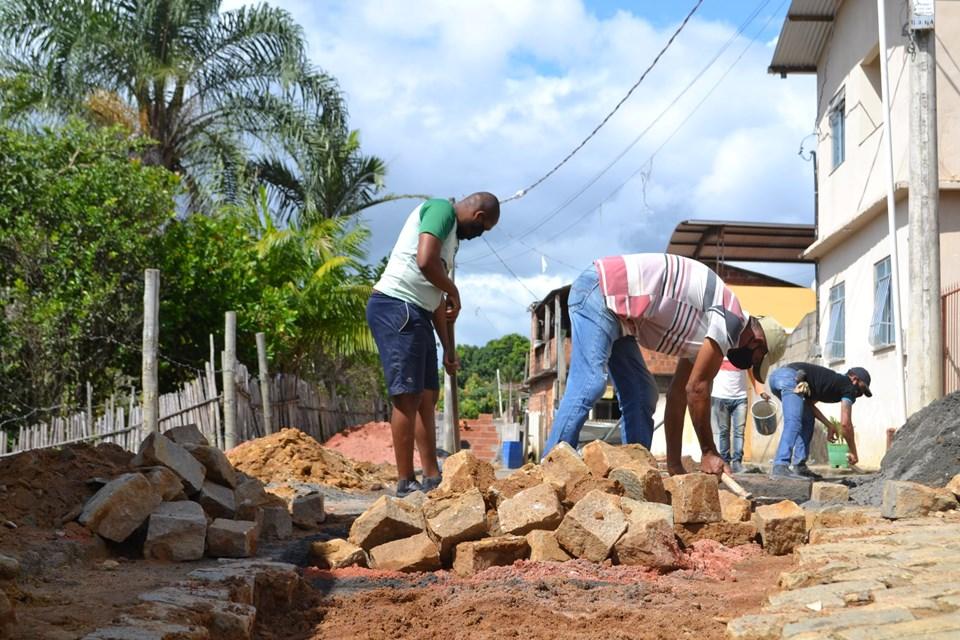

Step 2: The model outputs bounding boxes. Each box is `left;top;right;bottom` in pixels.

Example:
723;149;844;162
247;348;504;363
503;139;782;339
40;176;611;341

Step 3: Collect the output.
815;0;960;241
728;285;817;331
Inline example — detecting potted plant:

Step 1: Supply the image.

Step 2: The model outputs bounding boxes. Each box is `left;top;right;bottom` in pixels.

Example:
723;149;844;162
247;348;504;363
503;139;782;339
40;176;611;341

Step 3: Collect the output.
825;417;849;468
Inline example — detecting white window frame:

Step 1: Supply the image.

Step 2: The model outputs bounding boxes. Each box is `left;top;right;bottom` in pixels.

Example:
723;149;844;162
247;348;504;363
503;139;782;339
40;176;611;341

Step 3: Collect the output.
829;90;846;170
826;282;845;361
870;257;895;347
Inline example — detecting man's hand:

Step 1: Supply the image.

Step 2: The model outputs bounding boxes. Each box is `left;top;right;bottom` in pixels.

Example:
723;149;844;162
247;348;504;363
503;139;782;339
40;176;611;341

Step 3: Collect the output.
443;349;460;375
445;288;461;322
699;450;732;478
826;423;839;443
760;391;771;401
846;451;858;465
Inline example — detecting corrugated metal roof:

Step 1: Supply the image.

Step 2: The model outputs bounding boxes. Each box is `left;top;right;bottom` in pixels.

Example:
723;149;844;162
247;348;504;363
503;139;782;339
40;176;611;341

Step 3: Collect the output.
768;0;842;76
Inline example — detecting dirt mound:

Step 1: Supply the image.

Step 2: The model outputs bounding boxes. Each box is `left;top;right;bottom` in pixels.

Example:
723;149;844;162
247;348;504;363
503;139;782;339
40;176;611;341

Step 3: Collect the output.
851;391;960;505
226;427;395;490
324;421;421;467
0;443;133;529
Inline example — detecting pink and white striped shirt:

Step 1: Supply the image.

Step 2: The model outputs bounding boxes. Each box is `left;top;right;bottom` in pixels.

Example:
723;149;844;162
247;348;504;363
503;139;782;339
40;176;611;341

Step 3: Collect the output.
594;254;748;358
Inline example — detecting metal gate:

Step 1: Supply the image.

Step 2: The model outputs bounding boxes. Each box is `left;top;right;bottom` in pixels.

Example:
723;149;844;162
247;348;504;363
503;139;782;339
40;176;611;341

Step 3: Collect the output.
944;283;960;395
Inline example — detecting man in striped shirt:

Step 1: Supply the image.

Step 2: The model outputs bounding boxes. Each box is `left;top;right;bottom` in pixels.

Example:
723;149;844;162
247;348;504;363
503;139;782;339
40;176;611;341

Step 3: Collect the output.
543;253;786;477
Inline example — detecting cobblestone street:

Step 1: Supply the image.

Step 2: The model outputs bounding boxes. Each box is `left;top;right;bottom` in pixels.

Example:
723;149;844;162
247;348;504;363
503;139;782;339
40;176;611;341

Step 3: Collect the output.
728;510;960;639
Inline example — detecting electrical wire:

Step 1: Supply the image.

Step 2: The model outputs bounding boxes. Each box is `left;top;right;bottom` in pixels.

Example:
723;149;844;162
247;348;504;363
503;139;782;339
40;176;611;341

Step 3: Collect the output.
499;0;705;204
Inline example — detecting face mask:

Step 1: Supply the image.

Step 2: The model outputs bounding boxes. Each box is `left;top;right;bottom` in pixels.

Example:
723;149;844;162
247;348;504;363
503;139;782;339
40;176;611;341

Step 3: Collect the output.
727;346;754;370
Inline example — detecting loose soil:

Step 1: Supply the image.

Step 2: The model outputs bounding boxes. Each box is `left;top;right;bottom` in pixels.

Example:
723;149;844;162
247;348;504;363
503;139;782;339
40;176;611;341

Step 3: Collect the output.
227;428;397;490
324;421;420;468
851;390;960;505
256;544;793;640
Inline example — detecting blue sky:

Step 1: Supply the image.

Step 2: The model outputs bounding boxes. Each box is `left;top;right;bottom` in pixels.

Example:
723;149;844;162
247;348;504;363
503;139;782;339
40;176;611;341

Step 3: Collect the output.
224;0;816;346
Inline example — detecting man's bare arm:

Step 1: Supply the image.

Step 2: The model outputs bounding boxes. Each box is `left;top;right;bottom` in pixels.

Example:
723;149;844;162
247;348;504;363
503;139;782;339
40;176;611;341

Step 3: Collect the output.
685;337;729;476
665;359;693;475
416;233;460;319
840;401;858;464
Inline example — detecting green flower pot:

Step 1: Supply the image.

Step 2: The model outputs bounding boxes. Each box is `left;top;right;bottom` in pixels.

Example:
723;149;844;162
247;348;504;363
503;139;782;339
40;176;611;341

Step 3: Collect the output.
827;442;849;468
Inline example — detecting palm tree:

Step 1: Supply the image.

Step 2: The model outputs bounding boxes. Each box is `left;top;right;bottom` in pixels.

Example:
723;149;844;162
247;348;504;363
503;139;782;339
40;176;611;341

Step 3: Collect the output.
0;0;345;207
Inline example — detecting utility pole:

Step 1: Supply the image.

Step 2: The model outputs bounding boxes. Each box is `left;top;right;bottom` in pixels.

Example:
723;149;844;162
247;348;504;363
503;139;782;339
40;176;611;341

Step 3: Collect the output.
223;311;238;449
496;368;504;418
907;0;942;412
142;269;160;433
256;332;274;435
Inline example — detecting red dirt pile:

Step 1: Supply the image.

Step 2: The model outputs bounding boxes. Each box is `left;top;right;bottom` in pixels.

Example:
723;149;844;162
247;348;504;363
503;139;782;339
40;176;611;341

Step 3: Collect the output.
0;443;132;530
324;421;421;467
227;427;395;490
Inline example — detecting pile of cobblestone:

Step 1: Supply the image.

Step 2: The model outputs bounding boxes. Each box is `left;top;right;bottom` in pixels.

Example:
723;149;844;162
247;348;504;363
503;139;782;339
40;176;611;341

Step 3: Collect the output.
312;441;845;576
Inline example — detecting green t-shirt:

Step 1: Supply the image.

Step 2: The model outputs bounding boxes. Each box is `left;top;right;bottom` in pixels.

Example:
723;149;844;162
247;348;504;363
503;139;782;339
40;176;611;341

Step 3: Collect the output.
418;198;456;240
374;200;460;311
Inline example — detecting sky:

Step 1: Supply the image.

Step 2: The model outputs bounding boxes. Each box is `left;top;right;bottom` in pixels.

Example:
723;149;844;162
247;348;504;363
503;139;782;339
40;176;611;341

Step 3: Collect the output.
223;0;817;346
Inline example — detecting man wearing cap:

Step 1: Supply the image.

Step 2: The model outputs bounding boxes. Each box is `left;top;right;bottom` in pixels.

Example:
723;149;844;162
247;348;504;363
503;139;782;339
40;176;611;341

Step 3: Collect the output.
767;362;872;479
542;253;787;478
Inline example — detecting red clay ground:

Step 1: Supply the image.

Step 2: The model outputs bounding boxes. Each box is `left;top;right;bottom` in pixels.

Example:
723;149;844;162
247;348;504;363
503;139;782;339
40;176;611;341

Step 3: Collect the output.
256;543;794;640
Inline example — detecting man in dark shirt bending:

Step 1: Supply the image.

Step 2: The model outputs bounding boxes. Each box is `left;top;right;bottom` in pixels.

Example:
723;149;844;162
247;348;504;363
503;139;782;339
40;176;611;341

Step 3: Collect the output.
767;362;872;479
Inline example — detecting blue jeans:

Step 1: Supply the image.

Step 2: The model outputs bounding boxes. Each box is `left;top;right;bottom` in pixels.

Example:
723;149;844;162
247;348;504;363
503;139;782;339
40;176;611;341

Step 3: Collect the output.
542;268;659;456
769;366;814;466
711;397;746;464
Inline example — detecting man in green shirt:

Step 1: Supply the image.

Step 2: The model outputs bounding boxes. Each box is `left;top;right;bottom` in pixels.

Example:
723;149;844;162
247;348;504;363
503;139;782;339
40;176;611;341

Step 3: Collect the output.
367;192;500;496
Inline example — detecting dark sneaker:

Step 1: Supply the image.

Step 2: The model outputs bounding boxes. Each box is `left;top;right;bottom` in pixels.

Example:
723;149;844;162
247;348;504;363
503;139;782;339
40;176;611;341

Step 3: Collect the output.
731;461;745;474
792;464;823;480
769;464;807;480
396;478;424;498
421;475;442;492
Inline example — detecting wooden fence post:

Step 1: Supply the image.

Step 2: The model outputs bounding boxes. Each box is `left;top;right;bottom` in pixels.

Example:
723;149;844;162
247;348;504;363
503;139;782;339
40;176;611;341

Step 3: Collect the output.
256;332;274;435
85;381;93;438
223;311;238;449
142;268;160;434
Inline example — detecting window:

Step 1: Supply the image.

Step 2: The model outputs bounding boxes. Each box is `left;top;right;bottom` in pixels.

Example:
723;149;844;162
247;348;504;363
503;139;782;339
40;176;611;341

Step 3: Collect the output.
826;282;845;361
870;257;895;347
829;91;846;169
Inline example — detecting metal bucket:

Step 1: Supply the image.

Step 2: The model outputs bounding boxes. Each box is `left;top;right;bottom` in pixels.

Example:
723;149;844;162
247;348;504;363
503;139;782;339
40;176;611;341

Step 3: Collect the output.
751;399;778;436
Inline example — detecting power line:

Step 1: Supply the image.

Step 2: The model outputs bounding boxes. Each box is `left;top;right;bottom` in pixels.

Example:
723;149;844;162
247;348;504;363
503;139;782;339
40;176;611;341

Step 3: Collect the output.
478;236;540;301
468;0;787;269
499;0;705;205
465;0;773;265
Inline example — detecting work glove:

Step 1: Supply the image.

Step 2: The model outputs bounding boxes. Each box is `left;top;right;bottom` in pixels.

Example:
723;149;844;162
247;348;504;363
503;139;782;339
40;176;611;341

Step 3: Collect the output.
793;370;811;397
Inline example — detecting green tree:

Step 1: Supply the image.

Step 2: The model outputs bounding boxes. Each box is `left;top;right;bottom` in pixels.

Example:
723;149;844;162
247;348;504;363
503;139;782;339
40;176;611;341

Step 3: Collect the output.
0;0;345;207
0;121;178;421
453;333;530;418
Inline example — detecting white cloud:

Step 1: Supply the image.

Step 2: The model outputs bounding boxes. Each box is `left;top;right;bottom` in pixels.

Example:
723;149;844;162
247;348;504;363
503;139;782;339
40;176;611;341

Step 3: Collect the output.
222;0;816;345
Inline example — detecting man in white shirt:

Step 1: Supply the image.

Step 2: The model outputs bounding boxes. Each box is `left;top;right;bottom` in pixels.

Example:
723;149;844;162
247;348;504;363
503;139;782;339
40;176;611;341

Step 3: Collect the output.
711;358;767;473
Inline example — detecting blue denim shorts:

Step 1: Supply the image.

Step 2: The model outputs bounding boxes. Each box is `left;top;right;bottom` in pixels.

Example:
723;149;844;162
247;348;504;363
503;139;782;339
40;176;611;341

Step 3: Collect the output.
366;292;439;397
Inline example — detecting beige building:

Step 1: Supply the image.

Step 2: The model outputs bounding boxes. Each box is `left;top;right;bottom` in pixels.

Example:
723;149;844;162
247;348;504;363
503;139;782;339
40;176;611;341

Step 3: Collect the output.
770;0;960;467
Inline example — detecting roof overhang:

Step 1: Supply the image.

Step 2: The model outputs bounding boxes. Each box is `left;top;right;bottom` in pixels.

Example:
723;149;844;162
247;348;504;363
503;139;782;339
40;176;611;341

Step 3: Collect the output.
666;220;816;263
768;1;841;77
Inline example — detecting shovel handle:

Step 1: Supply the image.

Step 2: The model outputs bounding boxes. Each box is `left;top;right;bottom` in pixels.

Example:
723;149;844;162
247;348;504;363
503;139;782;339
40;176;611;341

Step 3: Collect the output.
721;473;754;500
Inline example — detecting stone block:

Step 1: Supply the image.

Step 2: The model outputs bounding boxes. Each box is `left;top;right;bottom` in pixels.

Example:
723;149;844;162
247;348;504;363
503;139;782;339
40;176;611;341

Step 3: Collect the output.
754;500;806;556
83;619;208;640
142;467;185;502
195;481;237;520
526;530;571;562
161;423;208;447
718;489;752;523
811;481;849;503
348;495;425;550
541;442;591;501
138;585;256;638
582;441;658;477
764;579;886;611
143;501;207;561
804;505;883;534
369;532;440;572
452;535;529;576
0;554;19;580
610;464;669;504
882;480;958;519
488;464;545;506
310;538;368;569
259;504;293;540
498;483;563;535
423;488;488;562
79;472;162;542
564;474;624;506
947;474;960;497
613;497;681;570
206;519;257;558
132;432;206;495
184;444;237;488
555;489;627;562
402;490;428;509
725;613;798;640
435;450;496;495
287;488;327;529
781;607;913;638
234;475;272;520
674;521;757;548
669;473;721;524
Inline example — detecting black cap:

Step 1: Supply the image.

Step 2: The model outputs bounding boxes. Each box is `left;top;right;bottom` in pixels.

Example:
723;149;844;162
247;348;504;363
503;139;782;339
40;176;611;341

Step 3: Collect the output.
846;367;872;397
